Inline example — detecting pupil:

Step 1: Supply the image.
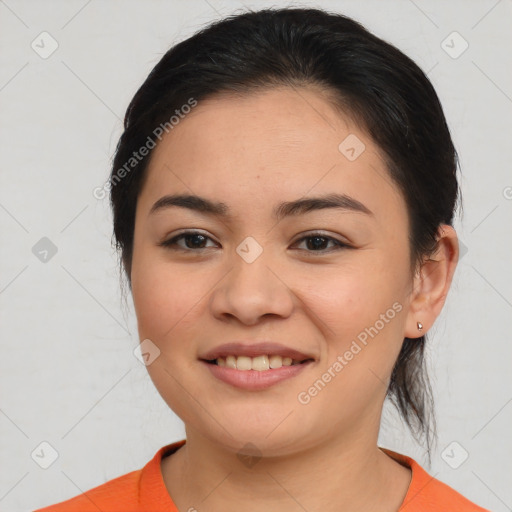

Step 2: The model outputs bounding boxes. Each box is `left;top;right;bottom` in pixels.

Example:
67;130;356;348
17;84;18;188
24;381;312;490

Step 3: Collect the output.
307;236;327;250
187;234;206;248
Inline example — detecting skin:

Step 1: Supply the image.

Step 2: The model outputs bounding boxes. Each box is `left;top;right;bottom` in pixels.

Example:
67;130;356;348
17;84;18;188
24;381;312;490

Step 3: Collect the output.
130;86;459;512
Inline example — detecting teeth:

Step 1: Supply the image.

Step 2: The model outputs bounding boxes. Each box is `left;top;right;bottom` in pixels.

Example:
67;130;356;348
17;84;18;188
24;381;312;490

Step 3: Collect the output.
215;354;303;371
269;355;283;369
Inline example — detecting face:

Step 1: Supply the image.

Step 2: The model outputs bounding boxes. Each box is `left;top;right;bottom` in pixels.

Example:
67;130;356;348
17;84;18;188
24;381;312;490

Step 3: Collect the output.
130;86;419;456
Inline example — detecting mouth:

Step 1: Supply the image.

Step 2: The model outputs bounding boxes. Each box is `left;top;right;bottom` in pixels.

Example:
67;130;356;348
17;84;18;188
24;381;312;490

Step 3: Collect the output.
202;354;315;371
200;348;315;390
198;341;316;373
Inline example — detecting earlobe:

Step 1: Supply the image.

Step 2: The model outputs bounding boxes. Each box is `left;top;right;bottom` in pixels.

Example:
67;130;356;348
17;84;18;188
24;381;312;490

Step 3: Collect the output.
404;224;459;339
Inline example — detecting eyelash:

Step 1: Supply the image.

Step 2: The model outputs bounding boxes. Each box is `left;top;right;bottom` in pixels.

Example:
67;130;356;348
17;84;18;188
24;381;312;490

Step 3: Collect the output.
159;230;351;254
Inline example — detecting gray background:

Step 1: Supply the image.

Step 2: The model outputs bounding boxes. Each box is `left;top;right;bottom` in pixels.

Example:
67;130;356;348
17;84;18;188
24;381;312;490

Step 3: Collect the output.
0;0;511;511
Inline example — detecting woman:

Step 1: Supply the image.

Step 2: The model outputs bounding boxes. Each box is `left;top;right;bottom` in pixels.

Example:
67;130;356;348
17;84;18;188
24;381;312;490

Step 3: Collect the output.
35;7;490;511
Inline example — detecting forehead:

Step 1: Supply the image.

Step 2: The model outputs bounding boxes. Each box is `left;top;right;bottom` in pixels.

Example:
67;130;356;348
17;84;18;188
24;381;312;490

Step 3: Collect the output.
139;87;406;226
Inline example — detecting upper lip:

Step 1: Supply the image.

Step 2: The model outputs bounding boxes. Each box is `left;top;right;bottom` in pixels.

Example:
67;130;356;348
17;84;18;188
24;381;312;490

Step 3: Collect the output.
199;342;316;362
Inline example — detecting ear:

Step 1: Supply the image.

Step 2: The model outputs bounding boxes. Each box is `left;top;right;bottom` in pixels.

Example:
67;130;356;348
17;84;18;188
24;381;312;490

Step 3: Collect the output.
404;224;459;339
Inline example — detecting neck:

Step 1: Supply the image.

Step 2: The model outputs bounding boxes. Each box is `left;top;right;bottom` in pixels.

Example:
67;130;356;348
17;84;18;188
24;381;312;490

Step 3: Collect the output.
161;423;411;512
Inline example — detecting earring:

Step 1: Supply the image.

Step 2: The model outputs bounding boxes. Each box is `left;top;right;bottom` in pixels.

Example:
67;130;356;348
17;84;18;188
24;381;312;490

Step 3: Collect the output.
417;321;423;331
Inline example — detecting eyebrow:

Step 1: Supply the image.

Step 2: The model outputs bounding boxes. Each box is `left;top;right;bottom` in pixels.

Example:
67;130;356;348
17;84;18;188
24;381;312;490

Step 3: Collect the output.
149;193;373;220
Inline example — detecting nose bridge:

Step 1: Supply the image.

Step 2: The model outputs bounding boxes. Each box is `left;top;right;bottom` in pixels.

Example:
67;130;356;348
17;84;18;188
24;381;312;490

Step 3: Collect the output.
210;235;293;323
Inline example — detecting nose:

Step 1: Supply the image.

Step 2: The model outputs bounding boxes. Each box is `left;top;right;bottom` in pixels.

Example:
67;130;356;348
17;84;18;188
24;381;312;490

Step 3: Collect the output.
210;247;294;326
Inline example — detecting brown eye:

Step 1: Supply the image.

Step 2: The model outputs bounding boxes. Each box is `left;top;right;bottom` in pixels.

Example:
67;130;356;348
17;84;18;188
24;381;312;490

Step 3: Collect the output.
293;233;349;253
160;231;217;251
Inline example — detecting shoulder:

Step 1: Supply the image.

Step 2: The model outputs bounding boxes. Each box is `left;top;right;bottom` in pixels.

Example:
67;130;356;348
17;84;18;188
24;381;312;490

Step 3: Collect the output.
33;440;185;512
33;469;142;512
380;448;491;512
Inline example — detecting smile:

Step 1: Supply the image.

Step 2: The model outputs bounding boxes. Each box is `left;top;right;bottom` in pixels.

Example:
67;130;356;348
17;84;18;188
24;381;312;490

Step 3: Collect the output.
206;354;312;371
201;357;314;390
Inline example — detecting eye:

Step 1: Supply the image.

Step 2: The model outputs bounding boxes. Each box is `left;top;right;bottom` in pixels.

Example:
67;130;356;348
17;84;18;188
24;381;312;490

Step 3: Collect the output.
292;232;350;253
159;230;218;251
159;230;350;253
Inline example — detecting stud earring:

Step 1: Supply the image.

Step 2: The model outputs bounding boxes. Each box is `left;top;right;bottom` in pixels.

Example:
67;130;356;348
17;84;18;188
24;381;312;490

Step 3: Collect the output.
417;321;423;331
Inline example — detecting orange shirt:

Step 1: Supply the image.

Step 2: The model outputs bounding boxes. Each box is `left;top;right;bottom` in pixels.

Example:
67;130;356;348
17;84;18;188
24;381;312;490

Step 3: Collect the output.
34;439;490;511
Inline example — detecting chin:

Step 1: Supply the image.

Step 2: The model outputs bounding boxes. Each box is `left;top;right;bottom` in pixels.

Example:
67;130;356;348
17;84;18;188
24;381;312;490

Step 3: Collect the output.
193;413;315;457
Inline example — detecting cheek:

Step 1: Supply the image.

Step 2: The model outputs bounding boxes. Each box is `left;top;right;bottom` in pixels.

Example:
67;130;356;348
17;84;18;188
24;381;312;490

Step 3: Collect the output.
298;258;408;356
295;269;407;417
131;253;202;343
297;263;383;325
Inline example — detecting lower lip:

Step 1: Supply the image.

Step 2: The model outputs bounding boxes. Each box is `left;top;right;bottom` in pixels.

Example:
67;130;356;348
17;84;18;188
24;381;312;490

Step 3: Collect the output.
201;360;313;390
